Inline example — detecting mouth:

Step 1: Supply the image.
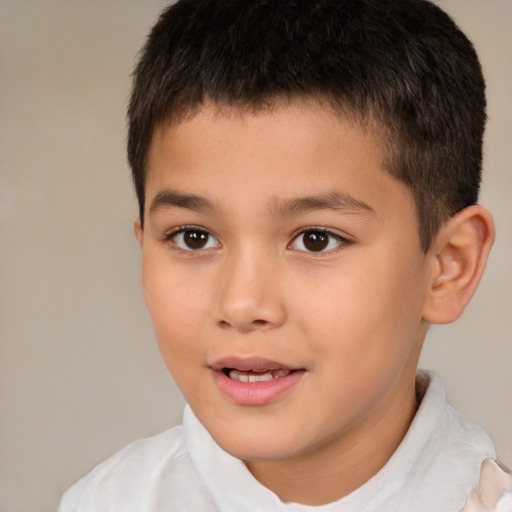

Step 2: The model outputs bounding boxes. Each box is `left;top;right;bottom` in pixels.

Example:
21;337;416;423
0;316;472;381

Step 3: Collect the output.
222;368;295;382
211;357;304;405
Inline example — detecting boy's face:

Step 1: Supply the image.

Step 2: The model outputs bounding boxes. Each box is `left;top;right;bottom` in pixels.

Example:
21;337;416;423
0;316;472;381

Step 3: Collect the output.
138;101;432;466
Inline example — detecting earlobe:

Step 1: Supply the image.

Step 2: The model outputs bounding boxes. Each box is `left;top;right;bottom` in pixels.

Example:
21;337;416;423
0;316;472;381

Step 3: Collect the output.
134;218;144;246
422;205;495;325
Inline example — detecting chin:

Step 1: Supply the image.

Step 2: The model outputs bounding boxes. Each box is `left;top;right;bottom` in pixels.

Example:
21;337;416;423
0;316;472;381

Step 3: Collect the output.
209;422;307;462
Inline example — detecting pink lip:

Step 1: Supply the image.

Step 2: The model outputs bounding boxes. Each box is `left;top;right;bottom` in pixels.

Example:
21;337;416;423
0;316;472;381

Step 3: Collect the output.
211;357;296;372
210;357;305;406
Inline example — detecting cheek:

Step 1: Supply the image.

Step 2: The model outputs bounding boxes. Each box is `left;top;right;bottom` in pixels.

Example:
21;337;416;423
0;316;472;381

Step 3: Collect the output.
299;252;426;367
142;246;206;323
141;258;207;374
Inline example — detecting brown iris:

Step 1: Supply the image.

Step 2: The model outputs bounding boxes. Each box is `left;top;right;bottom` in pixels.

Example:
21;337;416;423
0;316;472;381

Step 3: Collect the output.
183;230;210;250
302;231;329;251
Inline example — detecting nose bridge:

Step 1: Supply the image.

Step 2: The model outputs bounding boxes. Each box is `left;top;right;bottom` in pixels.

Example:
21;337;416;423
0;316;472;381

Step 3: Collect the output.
214;242;286;331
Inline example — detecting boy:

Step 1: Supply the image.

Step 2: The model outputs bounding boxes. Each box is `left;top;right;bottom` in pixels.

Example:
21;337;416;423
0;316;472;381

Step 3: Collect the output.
60;0;510;510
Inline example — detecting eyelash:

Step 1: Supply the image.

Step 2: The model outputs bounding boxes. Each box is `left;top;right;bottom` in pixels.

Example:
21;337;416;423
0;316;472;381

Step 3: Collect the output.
163;226;350;254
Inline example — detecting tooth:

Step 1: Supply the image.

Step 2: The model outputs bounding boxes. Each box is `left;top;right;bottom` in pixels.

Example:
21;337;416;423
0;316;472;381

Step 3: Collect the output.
228;369;292;382
228;370;250;382
272;369;291;378
248;373;273;382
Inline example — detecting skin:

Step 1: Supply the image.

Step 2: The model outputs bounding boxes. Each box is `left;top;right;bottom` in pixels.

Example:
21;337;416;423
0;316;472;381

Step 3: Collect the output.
135;100;494;505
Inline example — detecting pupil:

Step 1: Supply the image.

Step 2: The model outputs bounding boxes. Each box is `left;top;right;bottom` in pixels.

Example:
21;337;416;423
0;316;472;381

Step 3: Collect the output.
184;230;208;249
303;231;328;251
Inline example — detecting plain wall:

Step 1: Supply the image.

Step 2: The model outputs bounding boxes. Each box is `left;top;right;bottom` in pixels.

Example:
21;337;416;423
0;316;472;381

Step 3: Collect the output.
0;1;510;511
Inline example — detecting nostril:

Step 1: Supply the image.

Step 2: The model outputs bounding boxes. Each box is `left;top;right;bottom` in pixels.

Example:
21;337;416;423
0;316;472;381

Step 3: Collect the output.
217;320;231;329
216;317;271;332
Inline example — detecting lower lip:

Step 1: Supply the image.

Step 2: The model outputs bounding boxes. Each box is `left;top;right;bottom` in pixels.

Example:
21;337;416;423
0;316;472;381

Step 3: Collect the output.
212;369;305;406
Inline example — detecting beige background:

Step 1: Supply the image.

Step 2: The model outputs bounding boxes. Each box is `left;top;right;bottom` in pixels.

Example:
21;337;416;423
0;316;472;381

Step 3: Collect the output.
0;1;510;511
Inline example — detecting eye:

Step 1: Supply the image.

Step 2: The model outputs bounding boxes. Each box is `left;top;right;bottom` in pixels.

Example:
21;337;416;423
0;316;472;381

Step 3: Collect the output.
167;227;220;251
290;228;346;253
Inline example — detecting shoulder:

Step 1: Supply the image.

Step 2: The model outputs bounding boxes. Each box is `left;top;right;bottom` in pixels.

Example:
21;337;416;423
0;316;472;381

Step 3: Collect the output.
418;371;495;481
417;370;495;462
442;403;495;455
59;424;213;511
375;371;497;512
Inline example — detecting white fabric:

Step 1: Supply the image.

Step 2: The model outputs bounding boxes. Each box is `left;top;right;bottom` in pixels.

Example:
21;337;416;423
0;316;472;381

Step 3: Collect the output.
59;371;496;512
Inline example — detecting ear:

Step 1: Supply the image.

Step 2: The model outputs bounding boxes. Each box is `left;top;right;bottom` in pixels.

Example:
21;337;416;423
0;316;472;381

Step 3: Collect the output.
133;217;144;246
422;205;495;324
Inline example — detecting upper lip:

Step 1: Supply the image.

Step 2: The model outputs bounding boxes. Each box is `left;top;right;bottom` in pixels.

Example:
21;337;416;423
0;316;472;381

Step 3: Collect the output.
210;357;298;372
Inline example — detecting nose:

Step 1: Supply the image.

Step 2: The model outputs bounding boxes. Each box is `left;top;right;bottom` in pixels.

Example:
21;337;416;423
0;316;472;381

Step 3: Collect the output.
213;249;286;332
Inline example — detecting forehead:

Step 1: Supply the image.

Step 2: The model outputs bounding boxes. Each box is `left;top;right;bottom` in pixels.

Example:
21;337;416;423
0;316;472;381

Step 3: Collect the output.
150;97;379;152
144;100;413;223
148;100;383;176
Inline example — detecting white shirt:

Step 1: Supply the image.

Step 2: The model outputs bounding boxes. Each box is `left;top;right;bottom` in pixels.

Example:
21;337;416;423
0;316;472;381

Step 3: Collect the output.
59;371;496;511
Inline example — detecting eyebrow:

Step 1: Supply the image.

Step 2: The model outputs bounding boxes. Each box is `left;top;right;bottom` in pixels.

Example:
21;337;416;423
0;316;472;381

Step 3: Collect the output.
148;188;375;218
269;191;375;217
149;189;218;215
